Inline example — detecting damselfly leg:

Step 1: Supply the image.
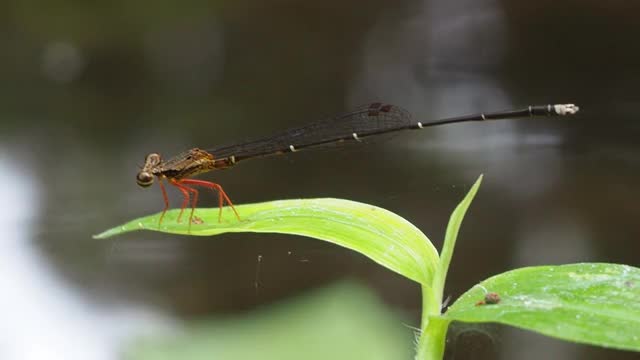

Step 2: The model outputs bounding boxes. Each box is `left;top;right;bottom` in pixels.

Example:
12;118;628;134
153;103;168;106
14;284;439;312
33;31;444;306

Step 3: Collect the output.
154;177;240;232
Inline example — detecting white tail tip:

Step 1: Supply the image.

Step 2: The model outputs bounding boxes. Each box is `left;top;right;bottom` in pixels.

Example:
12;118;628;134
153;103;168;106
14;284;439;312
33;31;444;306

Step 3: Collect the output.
554;104;580;115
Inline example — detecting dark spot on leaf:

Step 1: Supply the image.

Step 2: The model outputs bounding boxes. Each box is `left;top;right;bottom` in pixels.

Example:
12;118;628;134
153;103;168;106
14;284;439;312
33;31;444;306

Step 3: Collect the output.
476;292;501;306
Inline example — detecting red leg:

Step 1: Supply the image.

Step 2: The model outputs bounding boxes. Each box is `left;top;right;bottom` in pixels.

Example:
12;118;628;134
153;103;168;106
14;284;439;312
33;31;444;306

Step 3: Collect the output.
169;179;194;224
179;179;241;222
170;180;200;232
184;184;199;228
157;179;170;227
171;179;198;226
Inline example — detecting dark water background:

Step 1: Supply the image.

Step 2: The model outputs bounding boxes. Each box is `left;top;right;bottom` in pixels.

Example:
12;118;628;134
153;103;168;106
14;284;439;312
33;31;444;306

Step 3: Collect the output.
1;1;639;359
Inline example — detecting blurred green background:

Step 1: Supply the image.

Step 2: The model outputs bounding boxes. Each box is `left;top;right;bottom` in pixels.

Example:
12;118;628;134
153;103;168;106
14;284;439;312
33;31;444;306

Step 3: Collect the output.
0;1;638;359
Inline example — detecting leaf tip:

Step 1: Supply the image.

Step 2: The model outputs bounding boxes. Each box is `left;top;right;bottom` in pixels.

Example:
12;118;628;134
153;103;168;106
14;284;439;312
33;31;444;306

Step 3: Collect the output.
93;229;116;239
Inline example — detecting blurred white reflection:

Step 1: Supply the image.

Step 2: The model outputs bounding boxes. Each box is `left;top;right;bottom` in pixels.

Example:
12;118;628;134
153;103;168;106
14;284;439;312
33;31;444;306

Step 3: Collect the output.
0;151;173;360
350;0;508;109
351;0;515;164
425;0;506;70
352;0;566;198
41;41;86;83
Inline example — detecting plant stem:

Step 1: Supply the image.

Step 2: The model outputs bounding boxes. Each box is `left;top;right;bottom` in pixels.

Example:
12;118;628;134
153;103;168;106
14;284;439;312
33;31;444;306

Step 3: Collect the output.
415;285;450;360
415;316;450;360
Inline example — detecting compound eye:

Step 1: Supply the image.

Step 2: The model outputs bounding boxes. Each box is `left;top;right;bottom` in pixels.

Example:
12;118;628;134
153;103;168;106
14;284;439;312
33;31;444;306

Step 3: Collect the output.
136;171;154;187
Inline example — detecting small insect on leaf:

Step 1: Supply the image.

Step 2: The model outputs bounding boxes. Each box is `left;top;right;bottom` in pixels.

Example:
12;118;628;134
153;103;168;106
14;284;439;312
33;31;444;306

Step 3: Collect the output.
475;292;501;306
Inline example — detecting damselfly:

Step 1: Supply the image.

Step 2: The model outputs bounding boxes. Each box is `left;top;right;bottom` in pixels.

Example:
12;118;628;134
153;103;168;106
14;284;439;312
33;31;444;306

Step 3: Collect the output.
136;102;579;228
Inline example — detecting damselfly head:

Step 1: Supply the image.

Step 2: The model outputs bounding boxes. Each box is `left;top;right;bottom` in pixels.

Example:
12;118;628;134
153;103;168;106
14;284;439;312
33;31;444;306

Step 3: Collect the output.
137;153;162;187
136;171;154;187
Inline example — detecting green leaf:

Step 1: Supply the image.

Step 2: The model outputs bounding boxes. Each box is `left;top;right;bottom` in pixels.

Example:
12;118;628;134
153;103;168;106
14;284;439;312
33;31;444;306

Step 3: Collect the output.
442;263;640;352
416;175;482;360
126;282;413;360
94;198;439;286
431;175;482;312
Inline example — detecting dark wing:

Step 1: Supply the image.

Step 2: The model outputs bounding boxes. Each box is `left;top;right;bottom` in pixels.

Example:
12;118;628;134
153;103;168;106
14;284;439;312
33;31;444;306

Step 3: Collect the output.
206;103;413;164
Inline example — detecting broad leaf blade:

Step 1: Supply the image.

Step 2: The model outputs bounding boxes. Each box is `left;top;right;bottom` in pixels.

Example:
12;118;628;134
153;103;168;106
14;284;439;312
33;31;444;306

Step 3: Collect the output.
443;263;640;351
95;198;439;286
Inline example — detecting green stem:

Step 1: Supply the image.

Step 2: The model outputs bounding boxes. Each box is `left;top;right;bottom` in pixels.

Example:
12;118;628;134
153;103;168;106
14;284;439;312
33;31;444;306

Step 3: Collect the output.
415;316;450;360
415;285;450;360
420;285;439;328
